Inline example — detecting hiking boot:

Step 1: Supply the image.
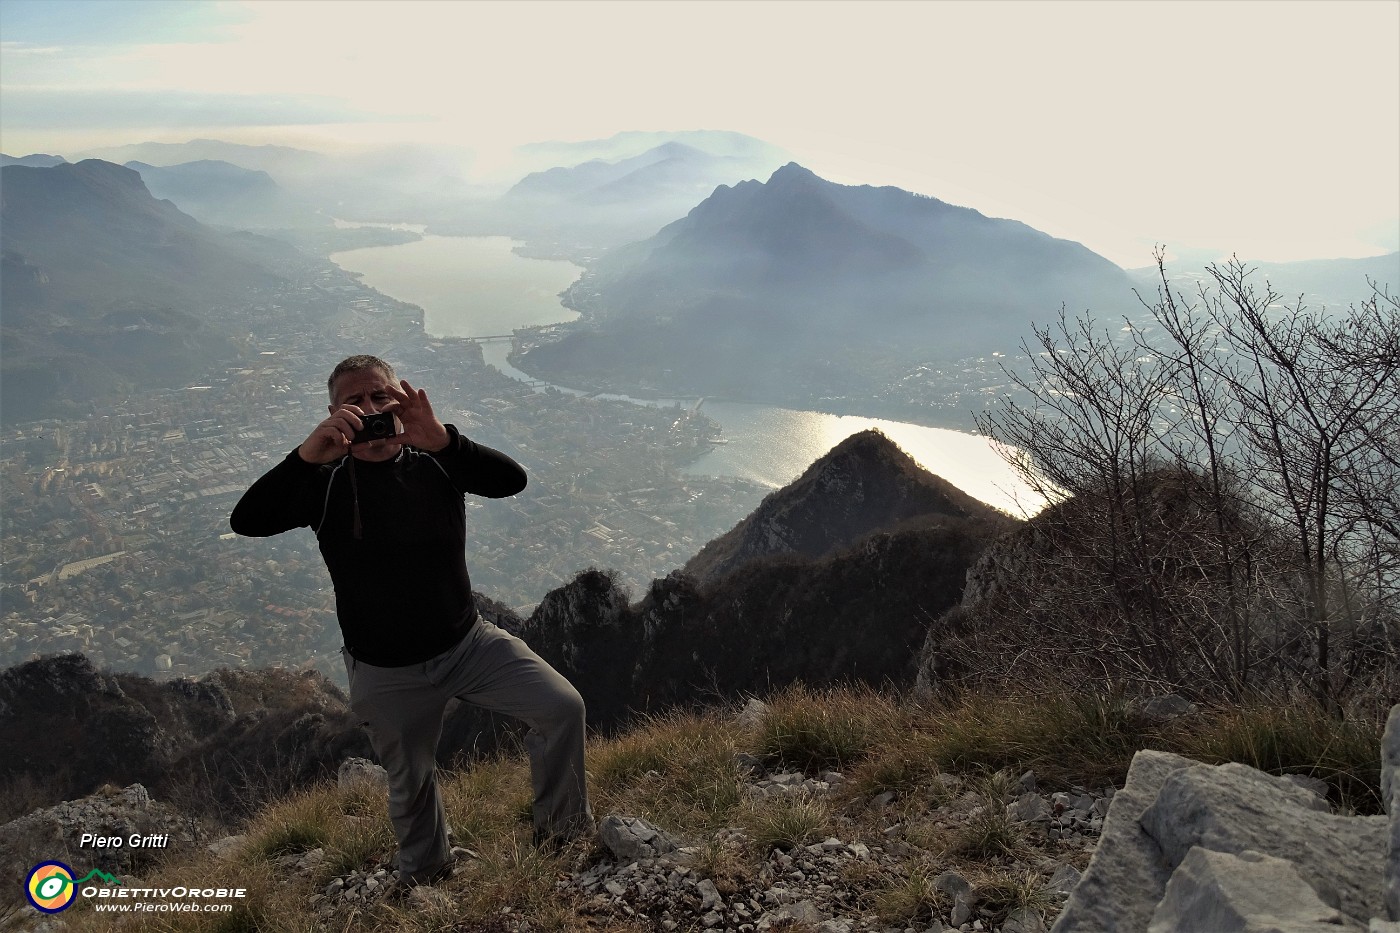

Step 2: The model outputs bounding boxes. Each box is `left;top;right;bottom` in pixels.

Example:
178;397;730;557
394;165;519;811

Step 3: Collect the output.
533;815;599;855
380;856;456;904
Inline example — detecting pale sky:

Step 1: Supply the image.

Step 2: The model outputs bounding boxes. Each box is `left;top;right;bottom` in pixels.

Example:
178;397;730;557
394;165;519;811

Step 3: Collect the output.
1;0;1396;268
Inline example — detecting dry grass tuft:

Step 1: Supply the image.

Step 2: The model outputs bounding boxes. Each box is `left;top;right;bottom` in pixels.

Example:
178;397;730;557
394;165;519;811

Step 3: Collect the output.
740;794;833;853
867;859;946;924
1168;697;1384;813
590;709;745;830
750;684;904;772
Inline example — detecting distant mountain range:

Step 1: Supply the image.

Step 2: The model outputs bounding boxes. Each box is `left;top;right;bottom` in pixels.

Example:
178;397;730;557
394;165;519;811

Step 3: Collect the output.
77;138;487;229
0;153;67;168
436;133;791;253
512;129;788;174
1135;253;1400;312
0;159;290;422
516;162;1134;405
4;150;329;230
55;135;781;248
123;159;327;230
78;138;329;178
7;144;1388;432
506;140;762;207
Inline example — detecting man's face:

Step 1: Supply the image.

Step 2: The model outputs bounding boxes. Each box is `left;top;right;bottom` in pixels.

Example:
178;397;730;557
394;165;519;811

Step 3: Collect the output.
329;366;401;462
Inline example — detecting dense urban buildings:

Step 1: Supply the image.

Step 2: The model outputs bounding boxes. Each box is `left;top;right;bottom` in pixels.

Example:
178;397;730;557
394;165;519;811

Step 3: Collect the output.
0;250;764;685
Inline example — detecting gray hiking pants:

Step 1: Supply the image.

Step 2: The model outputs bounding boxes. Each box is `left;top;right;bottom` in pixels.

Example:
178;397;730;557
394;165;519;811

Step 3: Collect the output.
342;620;593;881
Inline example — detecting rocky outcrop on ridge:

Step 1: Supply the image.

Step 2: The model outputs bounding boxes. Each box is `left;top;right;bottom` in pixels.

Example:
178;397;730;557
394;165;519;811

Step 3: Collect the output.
0;783;206;899
521;506;999;731
913;466;1287;695
1051;704;1400;932
1;635;544;821
685;429;1013;586
519;433;1012;730
0;654;370;820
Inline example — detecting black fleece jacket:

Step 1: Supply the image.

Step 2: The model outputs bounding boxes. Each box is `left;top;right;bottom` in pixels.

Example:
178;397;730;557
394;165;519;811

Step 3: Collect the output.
230;424;526;666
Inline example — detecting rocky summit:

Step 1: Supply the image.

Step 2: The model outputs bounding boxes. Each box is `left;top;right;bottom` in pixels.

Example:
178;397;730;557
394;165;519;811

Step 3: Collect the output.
685;428;1013;586
1051;707;1400;933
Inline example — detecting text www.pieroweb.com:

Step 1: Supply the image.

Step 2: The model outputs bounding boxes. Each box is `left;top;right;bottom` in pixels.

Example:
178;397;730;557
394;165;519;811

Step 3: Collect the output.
84;886;246;913
92;902;235;913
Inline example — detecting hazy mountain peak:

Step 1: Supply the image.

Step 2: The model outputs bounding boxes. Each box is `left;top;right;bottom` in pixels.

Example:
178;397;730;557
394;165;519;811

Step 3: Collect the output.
76;139;326;175
29;159;159;203
0;153;68;167
766;161;821;184
650;140;707;160
74;157;145;180
0;157;289;422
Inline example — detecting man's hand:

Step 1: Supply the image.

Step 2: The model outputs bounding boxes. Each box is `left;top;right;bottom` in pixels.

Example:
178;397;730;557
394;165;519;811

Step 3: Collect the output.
384;380;451;452
297;407;365;464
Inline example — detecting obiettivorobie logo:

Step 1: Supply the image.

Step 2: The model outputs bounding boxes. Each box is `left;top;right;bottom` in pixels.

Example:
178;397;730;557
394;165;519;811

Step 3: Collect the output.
25;862;122;913
24;859;247;914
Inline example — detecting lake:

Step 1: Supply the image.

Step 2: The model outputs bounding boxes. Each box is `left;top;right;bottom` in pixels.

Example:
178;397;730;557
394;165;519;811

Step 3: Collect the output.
330;233;1043;515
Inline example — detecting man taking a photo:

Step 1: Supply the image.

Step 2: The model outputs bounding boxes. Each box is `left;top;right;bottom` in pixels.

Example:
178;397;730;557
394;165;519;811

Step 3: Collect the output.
231;355;593;887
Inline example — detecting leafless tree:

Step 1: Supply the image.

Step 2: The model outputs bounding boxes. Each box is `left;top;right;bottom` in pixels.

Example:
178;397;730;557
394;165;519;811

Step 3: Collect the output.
976;250;1399;702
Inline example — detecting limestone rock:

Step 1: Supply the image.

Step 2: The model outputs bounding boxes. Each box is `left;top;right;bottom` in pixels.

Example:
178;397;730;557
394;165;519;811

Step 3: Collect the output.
1051;749;1196;932
0;782;203;880
1005;906;1050;933
758;899;824;928
208;834;246;861
1145;847;1353;933
1055;716;1395;933
1047;863;1082;895
1008;791;1052;823
1140;761;1386;923
736;697;770;729
1384;704;1400;921
337;757;388;791
599;814;679;862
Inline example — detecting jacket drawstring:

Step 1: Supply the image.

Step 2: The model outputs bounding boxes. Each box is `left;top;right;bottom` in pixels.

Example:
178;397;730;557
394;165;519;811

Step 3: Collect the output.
347;454;363;539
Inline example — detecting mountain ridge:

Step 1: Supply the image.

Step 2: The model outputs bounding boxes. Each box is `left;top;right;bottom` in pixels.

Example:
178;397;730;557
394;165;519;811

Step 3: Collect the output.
588;161;1128;326
0;159;290;423
517;162;1134;411
518;429;1016;726
122;158;326;229
685;428;1007;585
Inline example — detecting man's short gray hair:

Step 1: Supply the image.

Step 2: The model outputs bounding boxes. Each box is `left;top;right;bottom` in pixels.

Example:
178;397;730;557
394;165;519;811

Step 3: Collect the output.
328;355;396;399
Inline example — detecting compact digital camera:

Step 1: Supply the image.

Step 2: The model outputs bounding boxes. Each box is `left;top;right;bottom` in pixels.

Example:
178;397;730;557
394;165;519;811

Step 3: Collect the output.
353;411;398;444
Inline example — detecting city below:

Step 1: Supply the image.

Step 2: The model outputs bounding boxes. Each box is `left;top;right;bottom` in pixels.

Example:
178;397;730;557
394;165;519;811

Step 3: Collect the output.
0;244;771;686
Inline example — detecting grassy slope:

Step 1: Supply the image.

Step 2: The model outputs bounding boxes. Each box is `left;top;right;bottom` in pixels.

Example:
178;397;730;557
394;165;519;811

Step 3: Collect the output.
47;684;1384;933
